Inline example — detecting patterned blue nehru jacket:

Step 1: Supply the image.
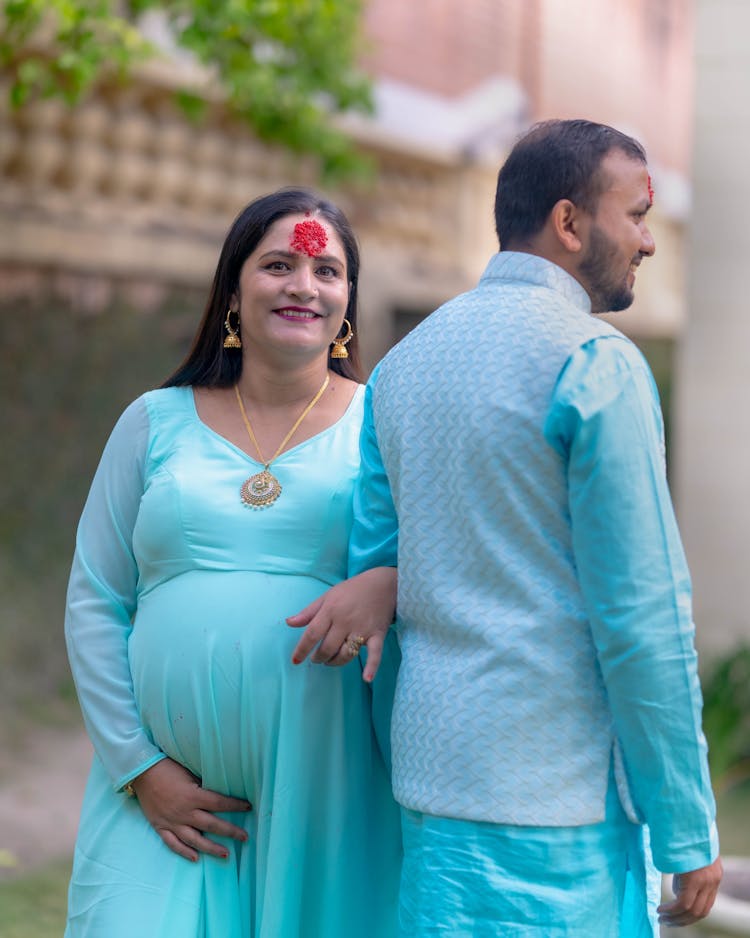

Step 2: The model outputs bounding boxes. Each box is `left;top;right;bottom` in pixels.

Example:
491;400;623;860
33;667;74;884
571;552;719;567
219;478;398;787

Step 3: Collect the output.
370;252;625;826
352;251;718;869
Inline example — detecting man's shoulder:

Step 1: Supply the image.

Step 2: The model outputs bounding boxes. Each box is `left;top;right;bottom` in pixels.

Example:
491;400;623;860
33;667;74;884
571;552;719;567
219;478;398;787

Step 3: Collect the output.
374;288;477;371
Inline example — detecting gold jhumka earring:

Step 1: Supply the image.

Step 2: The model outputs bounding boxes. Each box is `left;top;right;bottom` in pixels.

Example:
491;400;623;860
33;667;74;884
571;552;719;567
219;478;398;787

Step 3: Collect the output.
330;319;353;359
223;309;242;349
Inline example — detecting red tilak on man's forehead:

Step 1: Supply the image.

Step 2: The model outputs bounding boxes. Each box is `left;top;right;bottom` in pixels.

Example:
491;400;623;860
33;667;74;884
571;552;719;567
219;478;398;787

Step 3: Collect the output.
290;218;328;257
647;174;654;206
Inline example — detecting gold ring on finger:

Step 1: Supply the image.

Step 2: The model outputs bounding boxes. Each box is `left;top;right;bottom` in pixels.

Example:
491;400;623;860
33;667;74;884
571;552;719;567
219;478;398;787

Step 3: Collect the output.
345;635;365;656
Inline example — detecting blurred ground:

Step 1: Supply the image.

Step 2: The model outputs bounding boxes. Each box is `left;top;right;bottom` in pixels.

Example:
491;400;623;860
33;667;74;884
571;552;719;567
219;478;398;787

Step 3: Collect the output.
0;725;91;877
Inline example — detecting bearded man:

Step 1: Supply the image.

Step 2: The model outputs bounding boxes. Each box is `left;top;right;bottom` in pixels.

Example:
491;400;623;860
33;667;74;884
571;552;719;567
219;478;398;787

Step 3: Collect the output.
348;119;721;936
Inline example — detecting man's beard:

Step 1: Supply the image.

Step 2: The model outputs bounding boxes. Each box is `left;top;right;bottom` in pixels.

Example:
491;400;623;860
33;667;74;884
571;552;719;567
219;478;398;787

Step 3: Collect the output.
579;225;635;314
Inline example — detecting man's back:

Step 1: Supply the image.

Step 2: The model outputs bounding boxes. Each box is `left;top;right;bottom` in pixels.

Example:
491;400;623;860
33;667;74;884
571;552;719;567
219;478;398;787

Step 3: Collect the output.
371;251;622;824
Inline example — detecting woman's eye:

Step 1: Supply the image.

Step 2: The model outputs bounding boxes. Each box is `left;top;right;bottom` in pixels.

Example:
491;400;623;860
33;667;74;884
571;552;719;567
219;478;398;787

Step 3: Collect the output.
317;265;338;278
265;261;290;271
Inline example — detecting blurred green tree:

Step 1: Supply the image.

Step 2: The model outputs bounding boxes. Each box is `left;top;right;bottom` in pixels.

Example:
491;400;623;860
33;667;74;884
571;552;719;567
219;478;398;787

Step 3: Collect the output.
0;0;373;178
701;646;750;793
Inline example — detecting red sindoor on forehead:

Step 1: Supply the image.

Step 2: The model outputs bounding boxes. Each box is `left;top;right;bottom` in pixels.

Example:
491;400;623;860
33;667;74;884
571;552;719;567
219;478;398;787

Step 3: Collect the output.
647;174;654;206
290;219;328;257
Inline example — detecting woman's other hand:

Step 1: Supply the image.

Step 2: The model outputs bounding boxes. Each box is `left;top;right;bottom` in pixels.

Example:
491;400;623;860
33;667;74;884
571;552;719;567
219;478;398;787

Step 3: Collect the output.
129;758;252;862
287;566;397;682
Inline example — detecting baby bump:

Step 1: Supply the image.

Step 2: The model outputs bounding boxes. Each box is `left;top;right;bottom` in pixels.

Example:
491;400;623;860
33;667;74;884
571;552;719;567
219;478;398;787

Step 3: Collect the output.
128;570;335;795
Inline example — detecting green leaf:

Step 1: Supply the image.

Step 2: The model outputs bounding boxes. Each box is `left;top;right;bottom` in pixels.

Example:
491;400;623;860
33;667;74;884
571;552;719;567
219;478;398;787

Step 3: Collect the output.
1;0;372;178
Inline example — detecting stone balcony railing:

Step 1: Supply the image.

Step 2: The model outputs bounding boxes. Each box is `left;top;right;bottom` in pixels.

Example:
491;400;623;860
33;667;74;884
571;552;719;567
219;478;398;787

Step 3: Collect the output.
0;75;490;288
0;69;682;352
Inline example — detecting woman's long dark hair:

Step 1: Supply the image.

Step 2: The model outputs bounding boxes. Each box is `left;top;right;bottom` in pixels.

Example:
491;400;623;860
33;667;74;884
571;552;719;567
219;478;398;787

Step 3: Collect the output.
163;187;363;387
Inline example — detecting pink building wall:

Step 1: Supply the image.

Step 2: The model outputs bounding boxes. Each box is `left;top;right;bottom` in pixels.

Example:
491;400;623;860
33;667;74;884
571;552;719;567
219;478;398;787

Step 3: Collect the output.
363;0;693;176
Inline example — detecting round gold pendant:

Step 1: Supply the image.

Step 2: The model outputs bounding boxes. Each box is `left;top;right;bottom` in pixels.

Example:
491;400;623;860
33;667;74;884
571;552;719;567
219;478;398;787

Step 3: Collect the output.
240;469;282;509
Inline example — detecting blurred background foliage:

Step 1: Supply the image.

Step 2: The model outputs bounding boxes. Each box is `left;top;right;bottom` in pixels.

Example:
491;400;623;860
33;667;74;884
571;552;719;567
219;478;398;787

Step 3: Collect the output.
0;0;373;179
702;646;750;793
0;284;200;720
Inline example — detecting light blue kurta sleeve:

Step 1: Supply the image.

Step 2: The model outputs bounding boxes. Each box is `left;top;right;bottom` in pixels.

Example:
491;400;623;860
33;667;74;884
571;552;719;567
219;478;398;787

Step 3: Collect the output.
348;367;399;575
347;369;400;771
65;396;166;791
545;336;718;873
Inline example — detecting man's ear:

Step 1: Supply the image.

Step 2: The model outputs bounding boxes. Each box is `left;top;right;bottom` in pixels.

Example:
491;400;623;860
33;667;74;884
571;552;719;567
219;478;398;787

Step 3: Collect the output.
549;199;586;254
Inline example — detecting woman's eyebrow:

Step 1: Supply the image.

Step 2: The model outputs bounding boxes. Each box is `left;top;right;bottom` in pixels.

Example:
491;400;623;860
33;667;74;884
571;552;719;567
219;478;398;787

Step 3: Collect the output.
259;249;344;264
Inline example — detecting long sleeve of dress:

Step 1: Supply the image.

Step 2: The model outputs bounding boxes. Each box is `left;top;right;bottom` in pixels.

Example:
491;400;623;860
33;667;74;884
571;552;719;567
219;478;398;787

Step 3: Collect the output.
545;336;719;873
348;371;399;576
65;396;166;791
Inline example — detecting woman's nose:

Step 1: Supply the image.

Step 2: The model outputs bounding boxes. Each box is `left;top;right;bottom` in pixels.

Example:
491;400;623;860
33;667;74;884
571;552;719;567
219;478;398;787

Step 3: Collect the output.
286;265;317;298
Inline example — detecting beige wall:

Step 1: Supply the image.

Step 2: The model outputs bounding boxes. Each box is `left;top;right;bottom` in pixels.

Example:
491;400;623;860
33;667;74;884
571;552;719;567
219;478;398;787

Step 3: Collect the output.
674;0;750;655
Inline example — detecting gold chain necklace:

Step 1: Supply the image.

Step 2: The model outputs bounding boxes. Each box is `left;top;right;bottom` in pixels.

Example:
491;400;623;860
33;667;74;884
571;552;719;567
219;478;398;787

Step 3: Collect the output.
234;374;330;509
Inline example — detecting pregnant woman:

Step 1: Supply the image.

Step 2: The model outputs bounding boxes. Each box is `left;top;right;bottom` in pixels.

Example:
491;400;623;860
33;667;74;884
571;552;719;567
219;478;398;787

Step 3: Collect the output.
64;188;401;937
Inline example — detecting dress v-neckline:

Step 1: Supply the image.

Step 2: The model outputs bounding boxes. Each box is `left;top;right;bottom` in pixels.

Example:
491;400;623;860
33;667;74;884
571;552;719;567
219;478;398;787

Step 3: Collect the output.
187;384;363;466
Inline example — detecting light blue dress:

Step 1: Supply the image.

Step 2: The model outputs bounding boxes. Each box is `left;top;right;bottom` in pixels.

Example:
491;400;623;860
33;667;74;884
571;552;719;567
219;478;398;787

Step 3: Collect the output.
65;385;401;937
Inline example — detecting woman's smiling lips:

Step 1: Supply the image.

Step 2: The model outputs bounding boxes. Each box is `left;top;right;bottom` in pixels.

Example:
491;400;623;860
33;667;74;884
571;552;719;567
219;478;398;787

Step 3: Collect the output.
273;306;320;320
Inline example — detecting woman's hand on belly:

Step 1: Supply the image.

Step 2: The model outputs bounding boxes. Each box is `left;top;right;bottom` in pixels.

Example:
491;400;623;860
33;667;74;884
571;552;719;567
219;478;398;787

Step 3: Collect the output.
129;757;252;862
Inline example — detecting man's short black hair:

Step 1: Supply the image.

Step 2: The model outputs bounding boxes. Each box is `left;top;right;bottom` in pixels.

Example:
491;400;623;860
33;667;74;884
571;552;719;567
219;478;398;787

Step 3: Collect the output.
495;119;647;249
